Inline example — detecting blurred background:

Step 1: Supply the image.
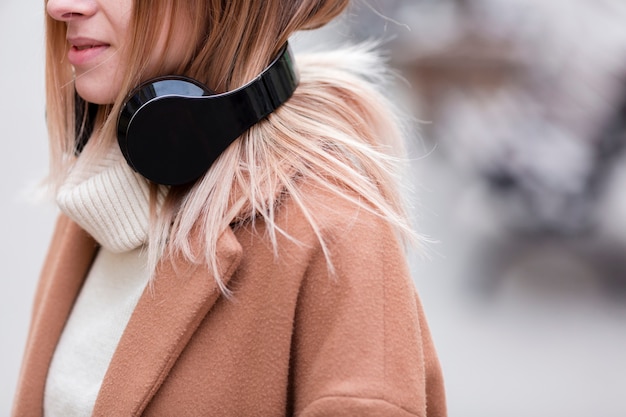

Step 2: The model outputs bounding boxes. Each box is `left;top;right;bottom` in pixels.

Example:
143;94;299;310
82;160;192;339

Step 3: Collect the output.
2;1;626;416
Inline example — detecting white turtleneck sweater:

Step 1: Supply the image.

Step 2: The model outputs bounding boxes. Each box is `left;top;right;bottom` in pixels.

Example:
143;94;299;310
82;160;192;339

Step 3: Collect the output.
44;146;166;417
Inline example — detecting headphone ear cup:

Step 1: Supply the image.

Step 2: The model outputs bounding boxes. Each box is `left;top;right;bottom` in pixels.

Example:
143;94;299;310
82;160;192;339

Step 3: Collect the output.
121;93;238;186
117;78;215;185
117;44;299;185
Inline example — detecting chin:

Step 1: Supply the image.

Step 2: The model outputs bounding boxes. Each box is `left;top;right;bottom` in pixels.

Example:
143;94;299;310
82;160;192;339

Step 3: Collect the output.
75;77;119;105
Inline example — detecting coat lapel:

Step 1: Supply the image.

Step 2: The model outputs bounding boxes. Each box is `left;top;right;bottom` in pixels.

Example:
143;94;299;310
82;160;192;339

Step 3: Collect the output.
12;216;98;417
92;227;243;417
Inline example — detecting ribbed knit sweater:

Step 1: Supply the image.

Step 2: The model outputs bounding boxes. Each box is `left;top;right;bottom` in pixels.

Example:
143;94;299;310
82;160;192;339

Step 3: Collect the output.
44;147;166;417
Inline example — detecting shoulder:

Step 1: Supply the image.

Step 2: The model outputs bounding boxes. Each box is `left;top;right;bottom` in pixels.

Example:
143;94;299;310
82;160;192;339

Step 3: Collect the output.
234;180;404;260
229;180;412;312
251;186;440;417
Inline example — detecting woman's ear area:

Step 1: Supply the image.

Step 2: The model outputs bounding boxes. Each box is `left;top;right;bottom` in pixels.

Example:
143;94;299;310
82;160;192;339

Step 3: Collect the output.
131;3;201;80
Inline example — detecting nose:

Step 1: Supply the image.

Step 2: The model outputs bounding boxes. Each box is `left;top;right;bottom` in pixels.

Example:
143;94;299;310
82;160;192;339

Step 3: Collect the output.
46;0;97;21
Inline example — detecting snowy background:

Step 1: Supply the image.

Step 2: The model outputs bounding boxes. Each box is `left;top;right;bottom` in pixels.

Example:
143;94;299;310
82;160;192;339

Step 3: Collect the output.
2;1;626;416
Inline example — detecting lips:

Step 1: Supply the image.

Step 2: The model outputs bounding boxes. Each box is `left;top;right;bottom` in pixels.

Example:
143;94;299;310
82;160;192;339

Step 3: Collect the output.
67;38;111;66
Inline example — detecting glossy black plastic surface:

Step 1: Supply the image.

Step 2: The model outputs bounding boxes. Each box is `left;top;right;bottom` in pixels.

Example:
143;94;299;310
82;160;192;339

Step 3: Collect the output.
117;44;299;185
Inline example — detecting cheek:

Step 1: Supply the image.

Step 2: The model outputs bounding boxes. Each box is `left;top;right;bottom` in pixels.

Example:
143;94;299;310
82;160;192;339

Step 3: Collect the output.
74;56;127;105
110;0;134;33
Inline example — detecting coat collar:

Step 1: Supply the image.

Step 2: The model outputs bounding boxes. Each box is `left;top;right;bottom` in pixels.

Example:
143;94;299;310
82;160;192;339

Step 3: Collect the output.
13;216;242;417
93;225;242;416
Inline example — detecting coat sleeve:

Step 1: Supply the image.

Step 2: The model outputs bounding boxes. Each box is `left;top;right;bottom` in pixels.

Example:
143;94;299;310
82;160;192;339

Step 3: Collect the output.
289;210;447;417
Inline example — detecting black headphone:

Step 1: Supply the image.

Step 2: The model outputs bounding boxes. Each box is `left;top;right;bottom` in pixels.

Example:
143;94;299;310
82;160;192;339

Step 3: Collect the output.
111;43;298;186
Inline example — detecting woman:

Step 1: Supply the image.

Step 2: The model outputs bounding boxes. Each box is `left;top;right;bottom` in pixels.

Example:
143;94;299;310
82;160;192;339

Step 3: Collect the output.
13;0;446;415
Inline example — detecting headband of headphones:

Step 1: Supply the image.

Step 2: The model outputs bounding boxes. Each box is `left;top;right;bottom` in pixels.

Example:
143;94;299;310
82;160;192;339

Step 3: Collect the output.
116;43;299;185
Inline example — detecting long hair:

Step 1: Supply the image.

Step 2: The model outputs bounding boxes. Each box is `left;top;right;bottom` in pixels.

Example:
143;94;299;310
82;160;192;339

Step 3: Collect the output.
45;0;420;291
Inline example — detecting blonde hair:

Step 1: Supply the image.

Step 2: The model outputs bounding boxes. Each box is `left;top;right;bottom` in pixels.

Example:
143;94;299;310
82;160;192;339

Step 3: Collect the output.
45;0;419;291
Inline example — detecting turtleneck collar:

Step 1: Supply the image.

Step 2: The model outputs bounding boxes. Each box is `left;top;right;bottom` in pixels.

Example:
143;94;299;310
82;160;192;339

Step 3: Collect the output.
56;145;167;253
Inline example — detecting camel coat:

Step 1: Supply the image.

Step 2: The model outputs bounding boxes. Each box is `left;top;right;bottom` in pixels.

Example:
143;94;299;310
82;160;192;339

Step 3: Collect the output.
12;188;446;416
